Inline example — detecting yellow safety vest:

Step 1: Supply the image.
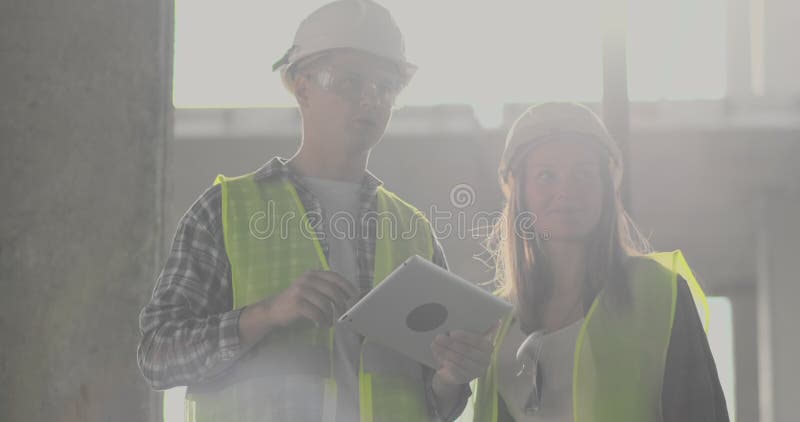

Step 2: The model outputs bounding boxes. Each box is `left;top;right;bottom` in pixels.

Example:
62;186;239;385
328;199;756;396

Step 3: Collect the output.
184;173;436;422
471;250;708;422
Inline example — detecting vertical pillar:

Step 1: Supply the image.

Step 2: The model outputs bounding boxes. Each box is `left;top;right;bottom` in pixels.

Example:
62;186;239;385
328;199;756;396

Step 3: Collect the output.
601;0;632;211
0;0;173;420
756;192;800;422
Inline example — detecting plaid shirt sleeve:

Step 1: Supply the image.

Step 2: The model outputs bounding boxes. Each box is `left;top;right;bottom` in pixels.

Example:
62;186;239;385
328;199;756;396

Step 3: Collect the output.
137;185;242;390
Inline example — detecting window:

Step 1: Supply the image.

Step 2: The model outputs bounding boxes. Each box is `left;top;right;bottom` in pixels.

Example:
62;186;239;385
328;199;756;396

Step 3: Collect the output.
706;296;736;421
173;1;604;115
174;1;726;112
163;387;185;422
627;0;727;100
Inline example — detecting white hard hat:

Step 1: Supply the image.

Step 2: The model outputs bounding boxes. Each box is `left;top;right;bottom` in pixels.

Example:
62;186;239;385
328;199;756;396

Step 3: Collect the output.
273;0;416;90
499;102;623;185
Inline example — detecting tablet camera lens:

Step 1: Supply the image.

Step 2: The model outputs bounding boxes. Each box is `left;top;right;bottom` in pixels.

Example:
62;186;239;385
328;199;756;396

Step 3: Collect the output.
406;302;448;332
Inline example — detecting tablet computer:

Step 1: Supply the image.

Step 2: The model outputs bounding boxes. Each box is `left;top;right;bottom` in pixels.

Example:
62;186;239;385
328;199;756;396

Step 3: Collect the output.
337;255;512;369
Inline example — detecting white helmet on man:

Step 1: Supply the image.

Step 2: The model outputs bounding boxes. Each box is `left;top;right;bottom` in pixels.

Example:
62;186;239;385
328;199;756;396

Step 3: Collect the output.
273;0;416;91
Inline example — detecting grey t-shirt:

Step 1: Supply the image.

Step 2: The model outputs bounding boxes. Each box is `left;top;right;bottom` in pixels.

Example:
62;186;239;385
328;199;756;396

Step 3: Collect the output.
303;176;364;422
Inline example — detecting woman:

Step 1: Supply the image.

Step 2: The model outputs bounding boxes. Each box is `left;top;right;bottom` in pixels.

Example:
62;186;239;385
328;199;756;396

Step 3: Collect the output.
471;103;728;422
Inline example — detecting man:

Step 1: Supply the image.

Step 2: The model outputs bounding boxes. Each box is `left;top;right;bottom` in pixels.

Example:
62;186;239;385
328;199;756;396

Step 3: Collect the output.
137;1;493;421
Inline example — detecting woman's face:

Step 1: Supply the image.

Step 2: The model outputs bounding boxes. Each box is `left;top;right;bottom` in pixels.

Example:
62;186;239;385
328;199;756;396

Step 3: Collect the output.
520;139;606;242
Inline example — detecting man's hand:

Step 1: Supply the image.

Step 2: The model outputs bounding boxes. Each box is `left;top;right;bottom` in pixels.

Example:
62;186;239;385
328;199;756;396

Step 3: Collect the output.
429;322;499;415
263;270;359;328
239;271;359;350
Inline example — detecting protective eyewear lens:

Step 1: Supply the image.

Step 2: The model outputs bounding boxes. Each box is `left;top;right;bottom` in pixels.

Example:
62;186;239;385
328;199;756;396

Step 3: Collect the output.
310;68;403;103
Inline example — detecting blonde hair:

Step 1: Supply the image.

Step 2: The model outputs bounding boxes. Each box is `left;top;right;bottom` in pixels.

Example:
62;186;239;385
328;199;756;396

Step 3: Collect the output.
487;132;651;330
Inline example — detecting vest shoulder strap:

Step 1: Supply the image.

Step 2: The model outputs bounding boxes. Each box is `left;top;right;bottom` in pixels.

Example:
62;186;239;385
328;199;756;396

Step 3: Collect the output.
642;250;709;331
376;186;431;223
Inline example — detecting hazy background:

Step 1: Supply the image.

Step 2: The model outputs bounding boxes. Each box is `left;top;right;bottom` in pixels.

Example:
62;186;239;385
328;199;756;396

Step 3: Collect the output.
2;1;799;421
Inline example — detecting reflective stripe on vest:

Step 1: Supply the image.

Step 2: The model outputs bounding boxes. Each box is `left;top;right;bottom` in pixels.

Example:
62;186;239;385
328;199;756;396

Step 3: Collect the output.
471;250;708;422
184;173;435;422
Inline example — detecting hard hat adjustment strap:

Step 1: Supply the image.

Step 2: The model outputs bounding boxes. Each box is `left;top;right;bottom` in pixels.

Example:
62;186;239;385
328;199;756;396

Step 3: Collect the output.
272;45;297;71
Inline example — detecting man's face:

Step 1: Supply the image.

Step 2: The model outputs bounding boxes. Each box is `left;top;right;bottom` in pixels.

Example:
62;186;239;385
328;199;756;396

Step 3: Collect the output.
295;50;405;153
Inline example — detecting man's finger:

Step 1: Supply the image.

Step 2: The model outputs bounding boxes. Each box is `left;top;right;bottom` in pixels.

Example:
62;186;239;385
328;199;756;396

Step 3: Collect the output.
447;330;495;354
433;349;481;384
434;366;462;386
298;288;336;323
484;319;503;338
442;335;493;368
305;278;350;313
311;270;359;298
298;298;332;327
431;338;448;366
309;271;359;299
434;336;487;368
450;360;482;380
432;343;469;377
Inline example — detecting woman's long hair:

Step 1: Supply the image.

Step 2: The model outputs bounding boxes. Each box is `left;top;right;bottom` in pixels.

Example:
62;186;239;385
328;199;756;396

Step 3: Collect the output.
487;141;651;331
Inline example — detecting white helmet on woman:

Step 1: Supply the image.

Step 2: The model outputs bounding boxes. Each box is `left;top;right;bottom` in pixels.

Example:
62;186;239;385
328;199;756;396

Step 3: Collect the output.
499;102;624;186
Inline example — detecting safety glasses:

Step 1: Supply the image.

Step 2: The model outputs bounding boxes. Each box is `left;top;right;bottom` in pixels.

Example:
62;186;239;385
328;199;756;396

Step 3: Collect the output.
304;66;404;105
515;330;545;415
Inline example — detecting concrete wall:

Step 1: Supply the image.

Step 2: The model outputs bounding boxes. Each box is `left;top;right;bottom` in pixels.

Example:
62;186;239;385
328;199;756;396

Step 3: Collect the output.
0;1;172;421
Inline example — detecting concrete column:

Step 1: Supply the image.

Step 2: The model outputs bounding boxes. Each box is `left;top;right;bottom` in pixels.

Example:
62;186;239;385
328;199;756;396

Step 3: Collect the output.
756;192;800;422
0;0;172;421
601;0;632;211
728;287;760;422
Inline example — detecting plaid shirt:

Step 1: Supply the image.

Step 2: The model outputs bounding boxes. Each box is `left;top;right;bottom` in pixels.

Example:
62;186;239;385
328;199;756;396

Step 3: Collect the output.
137;157;462;419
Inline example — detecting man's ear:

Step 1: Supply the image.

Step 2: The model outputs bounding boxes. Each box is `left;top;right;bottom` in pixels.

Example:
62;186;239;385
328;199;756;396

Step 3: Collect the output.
293;75;310;108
